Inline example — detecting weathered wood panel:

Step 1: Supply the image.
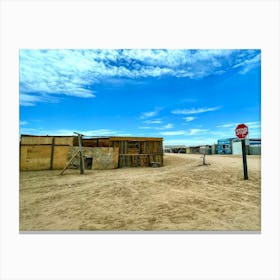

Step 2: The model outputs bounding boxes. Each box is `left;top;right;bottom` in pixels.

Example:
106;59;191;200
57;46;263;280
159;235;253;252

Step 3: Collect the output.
54;137;73;146
73;138;111;147
53;146;70;169
20;145;52;170
80;139;98;147
21;136;74;146
111;141;127;154
92;147;119;170
119;154;151;167
21;136;53;145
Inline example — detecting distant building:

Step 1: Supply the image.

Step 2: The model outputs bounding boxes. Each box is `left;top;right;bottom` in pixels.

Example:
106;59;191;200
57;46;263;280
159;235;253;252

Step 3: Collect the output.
199;145;212;155
189;146;201;154
164;145;186;153
185;144;216;154
248;138;261;155
217;138;234;154
218;137;261;155
232;138;261;155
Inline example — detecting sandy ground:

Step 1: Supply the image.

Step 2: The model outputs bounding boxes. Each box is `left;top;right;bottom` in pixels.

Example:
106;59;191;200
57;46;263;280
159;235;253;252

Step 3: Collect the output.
19;154;261;231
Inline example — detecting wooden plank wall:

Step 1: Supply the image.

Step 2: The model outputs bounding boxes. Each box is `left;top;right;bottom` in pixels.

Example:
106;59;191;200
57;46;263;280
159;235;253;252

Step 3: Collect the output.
111;140;163;167
118;154;150;167
52;146;71;169
73;137;110;147
21;136;73;145
20;136;73;171
20;145;52;170
20;136;163;170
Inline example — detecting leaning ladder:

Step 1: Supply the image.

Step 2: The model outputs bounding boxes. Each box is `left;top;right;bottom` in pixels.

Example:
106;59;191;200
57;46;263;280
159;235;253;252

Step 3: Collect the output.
60;132;85;175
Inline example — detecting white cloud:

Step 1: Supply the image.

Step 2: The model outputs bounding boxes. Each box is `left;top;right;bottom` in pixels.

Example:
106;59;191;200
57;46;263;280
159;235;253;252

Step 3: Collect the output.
139;123;173;131
216;123;236;128
20;50;98;96
138;126;152;130
20;94;44;106
216;121;260;130
172;106;221;115
20;127;37;135
76;129;119;136
20;128;121;136
141;111;158;119
233;53;261;74
20;49;261;106
20;120;28;125
246;121;261;129
162;123;174;129
140;108;162;119
143;119;162;124
182;116;196;122
160;130;186;136
163;137;217;146
160;127;208;136
187;129;208;135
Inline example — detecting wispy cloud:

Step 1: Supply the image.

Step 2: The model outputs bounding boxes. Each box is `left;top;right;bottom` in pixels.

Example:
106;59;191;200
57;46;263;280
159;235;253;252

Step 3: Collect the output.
161;123;174;129
164;137;217;146
216;122;236;128
143;119;162;124
20;49;261;106
188;129;208;135
20;120;28;125
160;130;186;136
139;123;173;131
20;94;44;106
140;108;162;119
182;116;196;122
19;128;122;136
246;121;261;129
138;126;152;130
172;106;221;115
216;121;260;129
160;127;208;136
233;53;261;74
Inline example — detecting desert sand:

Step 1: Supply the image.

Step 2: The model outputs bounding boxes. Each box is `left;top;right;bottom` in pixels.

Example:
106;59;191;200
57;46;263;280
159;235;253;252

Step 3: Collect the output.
19;153;261;231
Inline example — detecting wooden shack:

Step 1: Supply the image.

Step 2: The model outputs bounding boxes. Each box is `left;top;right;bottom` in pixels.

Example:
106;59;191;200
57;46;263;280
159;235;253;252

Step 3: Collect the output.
20;135;163;170
109;137;163;167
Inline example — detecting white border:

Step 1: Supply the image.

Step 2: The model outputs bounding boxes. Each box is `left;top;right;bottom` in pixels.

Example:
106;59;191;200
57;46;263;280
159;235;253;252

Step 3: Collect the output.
1;0;279;279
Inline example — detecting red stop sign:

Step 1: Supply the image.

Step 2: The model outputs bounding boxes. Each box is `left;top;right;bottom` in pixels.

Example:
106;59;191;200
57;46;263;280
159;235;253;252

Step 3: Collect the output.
235;123;249;139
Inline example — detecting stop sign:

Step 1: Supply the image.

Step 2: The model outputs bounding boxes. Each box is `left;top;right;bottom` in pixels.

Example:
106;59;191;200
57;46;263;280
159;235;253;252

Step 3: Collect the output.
235;123;249;139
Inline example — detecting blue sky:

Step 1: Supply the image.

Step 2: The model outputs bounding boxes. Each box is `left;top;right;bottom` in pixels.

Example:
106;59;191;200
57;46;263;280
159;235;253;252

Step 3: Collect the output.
19;49;261;146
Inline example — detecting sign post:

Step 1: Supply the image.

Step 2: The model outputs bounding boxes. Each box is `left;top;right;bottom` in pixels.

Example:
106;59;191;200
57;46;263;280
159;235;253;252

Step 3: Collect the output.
235;124;249;180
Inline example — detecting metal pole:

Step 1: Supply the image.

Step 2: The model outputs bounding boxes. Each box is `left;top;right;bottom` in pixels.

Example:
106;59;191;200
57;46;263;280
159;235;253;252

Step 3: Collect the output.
241;139;248;180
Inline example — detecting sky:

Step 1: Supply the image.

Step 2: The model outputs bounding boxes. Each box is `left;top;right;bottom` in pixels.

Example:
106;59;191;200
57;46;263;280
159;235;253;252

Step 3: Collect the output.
19;49;261;146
